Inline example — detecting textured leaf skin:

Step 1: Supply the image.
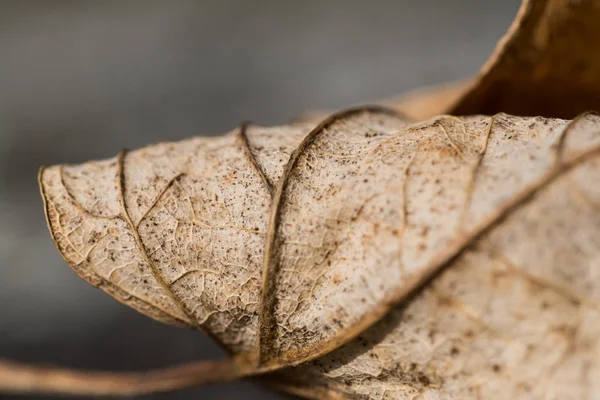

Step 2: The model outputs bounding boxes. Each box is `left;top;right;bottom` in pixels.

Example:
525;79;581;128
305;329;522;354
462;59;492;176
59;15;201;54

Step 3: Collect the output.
40;107;600;399
265;111;600;399
39;122;313;355
27;0;600;397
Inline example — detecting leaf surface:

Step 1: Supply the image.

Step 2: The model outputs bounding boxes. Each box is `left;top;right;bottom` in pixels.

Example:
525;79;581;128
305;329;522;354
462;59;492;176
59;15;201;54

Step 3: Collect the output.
267;111;600;399
39;123;312;354
40;108;600;395
22;0;600;397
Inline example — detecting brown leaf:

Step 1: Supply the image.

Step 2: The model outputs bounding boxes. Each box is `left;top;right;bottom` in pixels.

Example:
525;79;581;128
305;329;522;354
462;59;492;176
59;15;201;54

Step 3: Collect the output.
448;0;600;119
390;79;473;121
3;0;600;397
289;0;600;124
33;107;600;399
38;122;313;355
265;110;600;399
302;0;600;122
295;79;472;124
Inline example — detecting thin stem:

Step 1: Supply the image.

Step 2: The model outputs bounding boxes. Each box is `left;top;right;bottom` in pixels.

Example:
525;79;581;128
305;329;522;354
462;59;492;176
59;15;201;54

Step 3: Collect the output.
0;357;248;397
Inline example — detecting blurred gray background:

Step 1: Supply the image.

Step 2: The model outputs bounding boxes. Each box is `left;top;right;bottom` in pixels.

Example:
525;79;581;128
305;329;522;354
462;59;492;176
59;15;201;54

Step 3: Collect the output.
0;1;519;399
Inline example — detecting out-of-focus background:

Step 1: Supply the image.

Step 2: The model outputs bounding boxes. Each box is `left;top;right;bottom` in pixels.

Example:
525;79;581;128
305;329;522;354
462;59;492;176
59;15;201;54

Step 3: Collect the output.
0;1;520;399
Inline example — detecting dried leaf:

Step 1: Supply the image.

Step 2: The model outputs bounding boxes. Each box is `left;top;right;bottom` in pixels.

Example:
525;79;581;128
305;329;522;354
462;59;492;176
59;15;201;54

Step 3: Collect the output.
35;107;600;399
301;0;600;122
295;79;472;124
3;0;600;398
448;0;600;118
264;110;600;399
39;122;313;355
389;79;473;121
291;0;600;123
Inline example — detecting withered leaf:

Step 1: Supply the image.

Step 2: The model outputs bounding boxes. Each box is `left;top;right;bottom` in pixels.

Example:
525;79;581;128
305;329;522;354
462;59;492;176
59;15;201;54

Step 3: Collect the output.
448;0;600;119
36;107;600;399
297;79;472;125
289;0;600;123
269;116;600;400
379;0;600;121
39;121;313;355
390;79;473;122
2;0;600;398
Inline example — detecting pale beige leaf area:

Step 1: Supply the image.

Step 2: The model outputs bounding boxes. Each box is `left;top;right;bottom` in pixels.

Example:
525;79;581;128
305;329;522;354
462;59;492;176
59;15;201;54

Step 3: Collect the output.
28;108;600;399
40;122;314;354
264;112;600;399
